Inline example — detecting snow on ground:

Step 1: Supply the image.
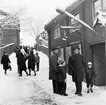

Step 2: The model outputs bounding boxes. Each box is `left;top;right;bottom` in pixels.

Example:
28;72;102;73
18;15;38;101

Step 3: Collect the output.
0;52;106;105
32;51;106;105
0;53;61;105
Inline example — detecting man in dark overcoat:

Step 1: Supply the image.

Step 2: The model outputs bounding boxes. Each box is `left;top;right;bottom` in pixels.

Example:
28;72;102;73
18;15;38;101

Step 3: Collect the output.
49;50;59;94
27;50;36;76
1;51;11;75
16;49;21;75
68;47;86;96
16;49;28;76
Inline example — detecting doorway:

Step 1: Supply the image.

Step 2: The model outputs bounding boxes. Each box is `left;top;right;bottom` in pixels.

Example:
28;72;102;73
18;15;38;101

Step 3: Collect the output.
92;43;105;86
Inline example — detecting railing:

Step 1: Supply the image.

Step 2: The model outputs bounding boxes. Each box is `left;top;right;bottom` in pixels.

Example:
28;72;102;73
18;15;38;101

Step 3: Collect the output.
0;43;15;60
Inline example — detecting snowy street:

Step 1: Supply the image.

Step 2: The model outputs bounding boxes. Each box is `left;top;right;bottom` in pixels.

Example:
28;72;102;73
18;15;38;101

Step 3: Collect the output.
0;52;61;105
0;52;106;105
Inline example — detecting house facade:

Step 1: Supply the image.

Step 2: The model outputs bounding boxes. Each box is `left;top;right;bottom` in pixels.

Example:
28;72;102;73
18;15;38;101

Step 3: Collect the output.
0;10;20;60
45;0;106;86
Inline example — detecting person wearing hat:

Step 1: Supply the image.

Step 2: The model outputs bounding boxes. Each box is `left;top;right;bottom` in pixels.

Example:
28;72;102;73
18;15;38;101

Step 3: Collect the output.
27;50;36;76
85;62;97;93
1;51;11;75
49;50;59;94
68;47;86;96
35;52;40;71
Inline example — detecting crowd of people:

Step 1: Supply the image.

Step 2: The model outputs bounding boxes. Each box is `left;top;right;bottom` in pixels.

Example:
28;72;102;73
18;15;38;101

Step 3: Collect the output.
0;45;97;97
1;45;40;76
49;47;97;96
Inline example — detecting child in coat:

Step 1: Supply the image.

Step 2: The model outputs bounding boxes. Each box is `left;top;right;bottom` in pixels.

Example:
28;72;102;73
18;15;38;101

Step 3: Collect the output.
57;57;68;96
85;62;96;93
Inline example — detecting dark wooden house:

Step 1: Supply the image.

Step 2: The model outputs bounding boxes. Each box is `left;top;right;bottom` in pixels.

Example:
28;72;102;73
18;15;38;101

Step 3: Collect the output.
45;0;106;86
0;10;20;60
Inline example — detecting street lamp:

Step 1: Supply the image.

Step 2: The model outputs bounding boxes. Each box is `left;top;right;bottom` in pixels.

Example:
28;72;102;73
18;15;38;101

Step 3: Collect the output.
56;8;97;34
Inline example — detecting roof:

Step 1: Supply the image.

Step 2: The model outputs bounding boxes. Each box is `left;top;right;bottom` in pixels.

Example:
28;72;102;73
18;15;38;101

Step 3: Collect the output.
0;9;8;16
44;0;86;31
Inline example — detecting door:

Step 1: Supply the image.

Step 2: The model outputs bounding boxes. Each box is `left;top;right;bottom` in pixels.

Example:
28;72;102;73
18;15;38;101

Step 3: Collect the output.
92;43;105;86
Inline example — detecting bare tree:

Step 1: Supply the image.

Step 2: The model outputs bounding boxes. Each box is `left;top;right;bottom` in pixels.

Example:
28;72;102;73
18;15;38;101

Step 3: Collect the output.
0;5;27;29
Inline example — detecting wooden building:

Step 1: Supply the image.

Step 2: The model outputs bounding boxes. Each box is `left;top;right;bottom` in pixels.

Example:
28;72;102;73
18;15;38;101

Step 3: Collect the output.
45;0;106;86
0;10;20;60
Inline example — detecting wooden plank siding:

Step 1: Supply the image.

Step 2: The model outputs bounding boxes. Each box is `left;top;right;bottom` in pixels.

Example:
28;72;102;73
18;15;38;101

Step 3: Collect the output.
1;29;20;45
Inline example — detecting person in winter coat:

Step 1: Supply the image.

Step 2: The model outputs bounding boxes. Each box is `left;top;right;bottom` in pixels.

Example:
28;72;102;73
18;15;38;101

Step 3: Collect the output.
1;51;11;75
85;62;97;93
68;47;86;96
49;50;59;94
17;49;28;76
57;57;68;96
35;52;40;71
27;50;36;76
16;48;21;75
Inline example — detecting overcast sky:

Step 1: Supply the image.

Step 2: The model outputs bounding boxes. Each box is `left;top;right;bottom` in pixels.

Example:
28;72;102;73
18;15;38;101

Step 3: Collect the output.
0;0;76;45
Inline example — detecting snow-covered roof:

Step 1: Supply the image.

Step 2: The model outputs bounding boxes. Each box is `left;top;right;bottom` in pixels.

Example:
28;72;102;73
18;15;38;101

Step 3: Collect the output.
44;0;86;31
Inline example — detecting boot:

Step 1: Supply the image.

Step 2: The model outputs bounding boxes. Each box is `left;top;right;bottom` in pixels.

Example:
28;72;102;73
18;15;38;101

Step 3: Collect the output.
87;88;90;93
29;69;31;76
4;70;7;75
33;69;36;76
25;71;28;76
90;88;93;93
10;66;12;71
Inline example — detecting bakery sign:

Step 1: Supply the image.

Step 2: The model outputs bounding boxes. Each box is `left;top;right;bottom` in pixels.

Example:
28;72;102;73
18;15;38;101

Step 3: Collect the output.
54;24;60;39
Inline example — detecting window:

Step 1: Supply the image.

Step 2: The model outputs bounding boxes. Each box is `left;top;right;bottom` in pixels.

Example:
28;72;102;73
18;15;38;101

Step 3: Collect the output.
93;0;106;17
93;0;102;18
95;0;102;11
69;13;81;33
0;32;3;40
103;0;106;11
54;25;60;39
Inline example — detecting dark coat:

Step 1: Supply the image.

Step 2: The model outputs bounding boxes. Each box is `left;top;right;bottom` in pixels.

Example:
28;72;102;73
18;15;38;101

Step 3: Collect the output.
58;65;66;82
16;50;20;65
35;55;40;63
49;54;58;80
16;52;27;71
1;54;11;70
27;53;35;70
68;53;86;82
85;67;96;80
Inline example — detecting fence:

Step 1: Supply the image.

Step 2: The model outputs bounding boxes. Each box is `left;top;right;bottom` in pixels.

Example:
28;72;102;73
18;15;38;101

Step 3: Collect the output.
0;43;15;61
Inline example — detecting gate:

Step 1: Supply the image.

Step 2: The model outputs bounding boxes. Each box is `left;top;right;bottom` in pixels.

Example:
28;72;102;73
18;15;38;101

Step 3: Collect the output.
92;43;105;86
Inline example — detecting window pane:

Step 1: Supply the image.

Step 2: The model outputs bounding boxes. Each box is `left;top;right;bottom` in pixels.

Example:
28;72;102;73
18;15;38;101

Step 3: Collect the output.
94;0;102;11
54;25;60;39
69;13;81;33
103;0;106;11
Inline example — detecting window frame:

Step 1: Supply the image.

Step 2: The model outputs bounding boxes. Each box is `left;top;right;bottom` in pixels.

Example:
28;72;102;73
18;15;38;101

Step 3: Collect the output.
0;32;3;40
69;12;81;33
54;24;61;39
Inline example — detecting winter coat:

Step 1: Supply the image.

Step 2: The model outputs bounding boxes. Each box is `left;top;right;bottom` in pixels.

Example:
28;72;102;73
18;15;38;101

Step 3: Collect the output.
35;55;40;63
16;52;27;71
27;53;35;70
57;59;66;82
85;67;96;80
49;53;58;80
68;53;86;82
16;50;20;65
1;54;11;70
